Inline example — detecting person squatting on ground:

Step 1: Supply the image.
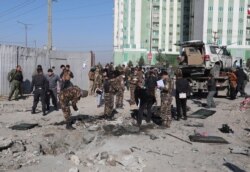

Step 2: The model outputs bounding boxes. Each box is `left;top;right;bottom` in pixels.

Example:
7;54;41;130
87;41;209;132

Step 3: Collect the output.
159;71;173;128
103;72;119;120
175;70;190;120
8;65;23;101
206;74;217;108
45;69;60;111
31;68;48;116
115;71;125;109
134;80;156;126
129;68;139;105
59;86;88;130
60;65;74;90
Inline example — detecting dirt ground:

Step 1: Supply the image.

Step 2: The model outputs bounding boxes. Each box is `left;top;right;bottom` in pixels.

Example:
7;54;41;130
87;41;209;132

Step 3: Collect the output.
0;84;249;172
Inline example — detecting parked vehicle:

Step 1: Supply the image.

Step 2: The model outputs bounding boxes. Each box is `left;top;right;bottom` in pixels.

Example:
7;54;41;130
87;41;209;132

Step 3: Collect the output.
176;40;233;96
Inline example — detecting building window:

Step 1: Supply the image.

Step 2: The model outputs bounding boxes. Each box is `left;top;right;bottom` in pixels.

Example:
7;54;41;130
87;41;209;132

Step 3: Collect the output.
208;6;213;11
238;30;243;34
239;7;244;12
218;18;223;22
239;18;243;23
208;17;212;22
168;49;172;52
227;40;232;45
246;29;250;34
169;32;173;35
238;41;242;45
228;7;233;12
227;30;232;34
228;18;232;22
219;7;223;11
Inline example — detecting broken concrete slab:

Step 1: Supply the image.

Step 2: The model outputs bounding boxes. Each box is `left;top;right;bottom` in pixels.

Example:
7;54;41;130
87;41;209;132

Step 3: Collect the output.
0;137;13;151
229;147;250;156
10;141;26;153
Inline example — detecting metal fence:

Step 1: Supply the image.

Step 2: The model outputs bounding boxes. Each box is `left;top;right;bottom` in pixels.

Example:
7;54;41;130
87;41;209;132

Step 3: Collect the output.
0;44;92;96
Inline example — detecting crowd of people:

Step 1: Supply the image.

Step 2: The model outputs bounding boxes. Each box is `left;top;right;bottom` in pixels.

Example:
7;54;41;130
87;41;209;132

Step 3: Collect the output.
6;62;249;130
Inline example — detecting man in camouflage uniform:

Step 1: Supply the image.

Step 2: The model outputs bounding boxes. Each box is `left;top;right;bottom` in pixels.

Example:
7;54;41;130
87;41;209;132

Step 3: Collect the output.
59;86;88;130
129;68;139;105
115;71;125;109
159;71;173;128
103;72;119;120
8;65;23;101
93;68;103;107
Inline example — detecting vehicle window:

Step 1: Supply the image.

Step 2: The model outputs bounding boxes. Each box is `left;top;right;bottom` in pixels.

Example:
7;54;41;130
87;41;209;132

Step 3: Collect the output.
189;47;199;53
210;46;230;56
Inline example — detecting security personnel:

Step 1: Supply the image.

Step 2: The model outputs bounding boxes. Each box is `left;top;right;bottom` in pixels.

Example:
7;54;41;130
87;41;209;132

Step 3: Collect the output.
58;86;88;130
159;71;173;128
103;72;119;120
8;65;23;101
31;68;48;116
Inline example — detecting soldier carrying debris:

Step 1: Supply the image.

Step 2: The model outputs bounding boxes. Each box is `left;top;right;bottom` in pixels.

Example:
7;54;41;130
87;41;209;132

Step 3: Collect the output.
58;86;88;130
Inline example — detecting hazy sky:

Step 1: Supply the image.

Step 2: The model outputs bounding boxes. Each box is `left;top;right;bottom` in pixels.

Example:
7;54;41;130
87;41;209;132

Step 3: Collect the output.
0;0;114;63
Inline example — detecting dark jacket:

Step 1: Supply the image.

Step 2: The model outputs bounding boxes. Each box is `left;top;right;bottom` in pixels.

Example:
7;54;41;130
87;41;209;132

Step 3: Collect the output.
145;75;157;90
134;86;156;106
175;78;190;95
236;68;247;83
8;69;23;82
31;74;48;91
207;77;216;91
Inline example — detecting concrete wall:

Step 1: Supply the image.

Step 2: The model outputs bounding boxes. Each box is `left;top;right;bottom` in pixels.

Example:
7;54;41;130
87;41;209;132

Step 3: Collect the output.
0;44;92;96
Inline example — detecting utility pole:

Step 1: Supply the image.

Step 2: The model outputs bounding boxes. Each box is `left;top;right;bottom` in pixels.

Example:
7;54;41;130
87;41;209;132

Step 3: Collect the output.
48;0;52;51
17;21;31;48
148;0;153;64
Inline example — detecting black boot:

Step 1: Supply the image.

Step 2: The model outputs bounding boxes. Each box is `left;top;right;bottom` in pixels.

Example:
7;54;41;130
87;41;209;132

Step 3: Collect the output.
66;120;76;130
31;108;36;114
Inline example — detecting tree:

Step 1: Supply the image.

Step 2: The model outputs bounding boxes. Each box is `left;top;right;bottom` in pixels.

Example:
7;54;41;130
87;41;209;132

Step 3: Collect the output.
247;59;250;69
138;56;145;66
155;52;170;67
128;60;133;67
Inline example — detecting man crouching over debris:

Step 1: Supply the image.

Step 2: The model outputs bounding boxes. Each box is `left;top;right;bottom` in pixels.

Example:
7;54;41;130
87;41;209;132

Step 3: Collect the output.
59;86;88;130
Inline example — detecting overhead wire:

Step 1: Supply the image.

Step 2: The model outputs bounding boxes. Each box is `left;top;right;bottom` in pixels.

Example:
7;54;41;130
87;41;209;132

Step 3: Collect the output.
0;0;36;17
0;2;46;24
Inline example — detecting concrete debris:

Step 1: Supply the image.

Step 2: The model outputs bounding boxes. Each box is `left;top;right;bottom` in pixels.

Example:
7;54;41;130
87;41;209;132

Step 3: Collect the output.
88;125;100;131
0;137;13;151
70;155;81;165
100;151;109;160
65;151;76;160
69;167;79;172
10;141;26;153
229;147;250;156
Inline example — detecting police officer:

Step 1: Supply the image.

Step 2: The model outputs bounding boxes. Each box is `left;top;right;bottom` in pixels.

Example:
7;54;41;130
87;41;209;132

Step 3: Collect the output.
31;68;48;116
58;86;88;130
8;65;23;101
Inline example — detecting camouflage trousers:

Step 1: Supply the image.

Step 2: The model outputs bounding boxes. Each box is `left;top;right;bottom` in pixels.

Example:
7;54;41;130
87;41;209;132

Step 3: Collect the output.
58;92;71;121
160;93;173;124
104;93;114;116
130;84;136;105
115;89;124;108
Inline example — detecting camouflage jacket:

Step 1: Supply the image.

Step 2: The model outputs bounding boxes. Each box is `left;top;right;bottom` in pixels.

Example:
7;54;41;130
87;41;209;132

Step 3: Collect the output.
60;86;81;111
161;79;173;94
